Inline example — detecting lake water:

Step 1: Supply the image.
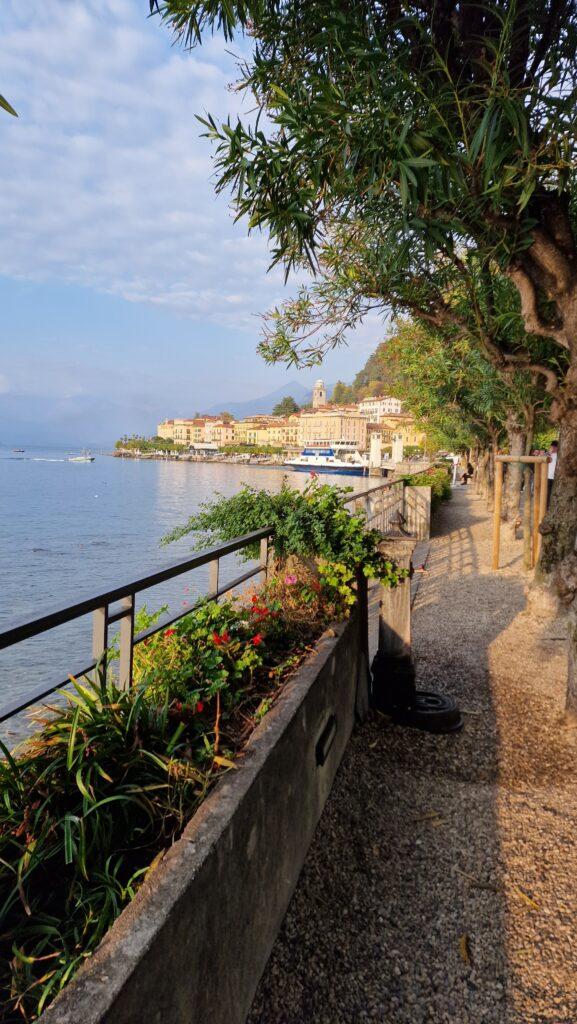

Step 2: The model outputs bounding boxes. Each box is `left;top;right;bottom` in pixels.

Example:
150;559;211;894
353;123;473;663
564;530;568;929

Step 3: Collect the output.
0;446;352;742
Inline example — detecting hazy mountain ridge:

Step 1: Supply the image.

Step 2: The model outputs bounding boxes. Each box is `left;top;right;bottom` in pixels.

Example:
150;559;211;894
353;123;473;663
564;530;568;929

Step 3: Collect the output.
206;381;315;417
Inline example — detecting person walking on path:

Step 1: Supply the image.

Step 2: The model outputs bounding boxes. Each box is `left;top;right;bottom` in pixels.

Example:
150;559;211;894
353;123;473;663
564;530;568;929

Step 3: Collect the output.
547;440;558;505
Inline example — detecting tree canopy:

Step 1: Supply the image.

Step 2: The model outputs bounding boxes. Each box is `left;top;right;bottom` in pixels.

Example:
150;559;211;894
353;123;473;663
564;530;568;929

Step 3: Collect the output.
151;0;577;598
272;394;300;416
152;0;577;346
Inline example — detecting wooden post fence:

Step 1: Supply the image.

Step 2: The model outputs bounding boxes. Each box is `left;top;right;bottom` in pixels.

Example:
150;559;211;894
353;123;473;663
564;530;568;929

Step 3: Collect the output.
492;455;548;571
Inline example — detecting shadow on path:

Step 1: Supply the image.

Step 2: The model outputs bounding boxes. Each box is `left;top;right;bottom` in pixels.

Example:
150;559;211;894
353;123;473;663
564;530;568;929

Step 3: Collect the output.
247;489;575;1024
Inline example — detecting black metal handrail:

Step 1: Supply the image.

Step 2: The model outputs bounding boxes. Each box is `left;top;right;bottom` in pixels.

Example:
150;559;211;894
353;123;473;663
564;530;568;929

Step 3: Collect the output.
0;479;402;726
0;529;272;724
0;529;272;651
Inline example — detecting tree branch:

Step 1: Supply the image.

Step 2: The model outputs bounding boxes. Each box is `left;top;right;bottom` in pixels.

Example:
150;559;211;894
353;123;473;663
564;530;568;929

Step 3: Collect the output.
507;266;569;346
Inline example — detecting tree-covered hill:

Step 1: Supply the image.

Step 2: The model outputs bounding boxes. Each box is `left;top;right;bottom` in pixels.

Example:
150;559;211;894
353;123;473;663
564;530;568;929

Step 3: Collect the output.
331;341;394;404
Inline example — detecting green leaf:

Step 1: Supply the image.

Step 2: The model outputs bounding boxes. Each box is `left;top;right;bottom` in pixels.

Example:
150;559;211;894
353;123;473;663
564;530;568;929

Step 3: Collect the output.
0;93;18;117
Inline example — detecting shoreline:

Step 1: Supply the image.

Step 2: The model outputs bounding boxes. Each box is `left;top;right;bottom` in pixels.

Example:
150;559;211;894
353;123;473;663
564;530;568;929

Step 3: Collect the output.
109;450;289;467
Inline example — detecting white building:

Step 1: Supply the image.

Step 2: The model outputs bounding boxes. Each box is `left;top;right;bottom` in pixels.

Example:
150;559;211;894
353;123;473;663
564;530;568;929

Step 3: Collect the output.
358;396;402;421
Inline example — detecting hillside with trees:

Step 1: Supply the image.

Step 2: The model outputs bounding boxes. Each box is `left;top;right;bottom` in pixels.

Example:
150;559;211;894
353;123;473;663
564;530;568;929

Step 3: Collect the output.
330;343;395;405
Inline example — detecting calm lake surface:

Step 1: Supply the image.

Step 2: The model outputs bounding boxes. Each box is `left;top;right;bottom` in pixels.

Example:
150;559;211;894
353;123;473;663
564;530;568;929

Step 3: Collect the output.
0;446;353;742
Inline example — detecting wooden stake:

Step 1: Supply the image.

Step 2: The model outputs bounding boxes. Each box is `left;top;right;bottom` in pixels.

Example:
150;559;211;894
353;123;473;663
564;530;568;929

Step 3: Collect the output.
523;466;532;571
538;461;548;556
532;465;541;567
492;460;504;570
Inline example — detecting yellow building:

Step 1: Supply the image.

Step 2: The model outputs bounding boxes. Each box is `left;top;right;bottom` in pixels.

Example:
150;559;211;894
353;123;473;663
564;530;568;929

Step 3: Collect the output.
298;411;368;450
204;419;235;446
369;415;426;449
156;418;209;445
267;416;300;448
232;417;274;445
157;419;175;441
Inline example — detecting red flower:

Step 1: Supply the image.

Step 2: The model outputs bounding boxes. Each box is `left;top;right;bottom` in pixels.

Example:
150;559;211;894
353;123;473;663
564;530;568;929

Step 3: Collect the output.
164;629;176;638
251;633;264;647
196;701;204;714
174;700;183;712
251;595;258;604
212;631;230;646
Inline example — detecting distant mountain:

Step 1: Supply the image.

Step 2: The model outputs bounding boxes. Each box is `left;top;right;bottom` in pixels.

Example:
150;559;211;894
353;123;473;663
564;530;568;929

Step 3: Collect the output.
207;381;314;418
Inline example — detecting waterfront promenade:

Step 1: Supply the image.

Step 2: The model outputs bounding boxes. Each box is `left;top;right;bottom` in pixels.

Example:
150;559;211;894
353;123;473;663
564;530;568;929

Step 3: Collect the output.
247;488;577;1024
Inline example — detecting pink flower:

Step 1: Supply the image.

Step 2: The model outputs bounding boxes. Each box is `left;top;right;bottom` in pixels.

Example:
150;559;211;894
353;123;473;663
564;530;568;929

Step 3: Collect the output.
284;574;298;586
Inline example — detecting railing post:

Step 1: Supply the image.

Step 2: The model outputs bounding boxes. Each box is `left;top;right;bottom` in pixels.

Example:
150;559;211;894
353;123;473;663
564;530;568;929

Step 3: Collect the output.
355;568;371;722
208;557;219;599
92;605;109;686
118;594;135;690
532;465;542;567
492;460;504;570
370;536;416;713
523;466;533;571
538;460;548;554
260;536;269;578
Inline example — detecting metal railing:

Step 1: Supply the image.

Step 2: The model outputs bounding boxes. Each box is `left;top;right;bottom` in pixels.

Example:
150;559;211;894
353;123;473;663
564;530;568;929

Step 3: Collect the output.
345;479;404;534
0;479;401;727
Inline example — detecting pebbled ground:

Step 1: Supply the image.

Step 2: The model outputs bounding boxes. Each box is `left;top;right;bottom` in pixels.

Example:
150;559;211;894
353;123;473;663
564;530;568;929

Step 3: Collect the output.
247;486;576;1024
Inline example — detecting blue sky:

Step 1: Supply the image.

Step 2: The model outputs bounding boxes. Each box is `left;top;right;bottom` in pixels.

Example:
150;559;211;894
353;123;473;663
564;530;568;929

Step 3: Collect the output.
0;0;384;445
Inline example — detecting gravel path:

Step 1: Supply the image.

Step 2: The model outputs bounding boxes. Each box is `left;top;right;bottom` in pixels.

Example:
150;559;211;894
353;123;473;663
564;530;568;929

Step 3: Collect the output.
247;487;577;1024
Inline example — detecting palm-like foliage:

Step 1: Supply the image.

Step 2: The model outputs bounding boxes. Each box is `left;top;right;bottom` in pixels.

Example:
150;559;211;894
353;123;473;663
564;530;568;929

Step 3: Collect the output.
0;677;209;1021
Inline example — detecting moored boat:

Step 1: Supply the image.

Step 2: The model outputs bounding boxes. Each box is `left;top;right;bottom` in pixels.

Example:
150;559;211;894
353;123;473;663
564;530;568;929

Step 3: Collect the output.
284;447;367;475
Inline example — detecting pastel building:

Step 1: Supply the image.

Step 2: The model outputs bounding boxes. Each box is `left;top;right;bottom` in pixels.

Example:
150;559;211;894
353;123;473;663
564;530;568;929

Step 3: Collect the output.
298;411;367;449
358;396;403;421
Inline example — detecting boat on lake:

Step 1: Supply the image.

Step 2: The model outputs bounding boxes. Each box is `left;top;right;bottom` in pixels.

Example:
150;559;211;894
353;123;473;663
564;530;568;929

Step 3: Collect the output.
12;448;25;453
284;447;368;476
68;450;95;463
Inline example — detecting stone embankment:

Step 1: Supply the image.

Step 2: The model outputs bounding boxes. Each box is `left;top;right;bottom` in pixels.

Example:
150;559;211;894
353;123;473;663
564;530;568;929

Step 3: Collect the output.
248;487;576;1024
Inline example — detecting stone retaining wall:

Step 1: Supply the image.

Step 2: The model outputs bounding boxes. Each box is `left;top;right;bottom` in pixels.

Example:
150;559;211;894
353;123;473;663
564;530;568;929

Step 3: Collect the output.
43;614;362;1024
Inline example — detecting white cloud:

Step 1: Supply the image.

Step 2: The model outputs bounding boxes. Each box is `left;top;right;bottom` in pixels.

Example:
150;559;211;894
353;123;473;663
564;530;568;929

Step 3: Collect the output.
0;0;289;326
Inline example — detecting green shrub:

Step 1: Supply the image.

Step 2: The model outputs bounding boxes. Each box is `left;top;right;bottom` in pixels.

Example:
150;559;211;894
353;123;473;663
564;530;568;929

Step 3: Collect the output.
401;467;452;511
162;479;407;592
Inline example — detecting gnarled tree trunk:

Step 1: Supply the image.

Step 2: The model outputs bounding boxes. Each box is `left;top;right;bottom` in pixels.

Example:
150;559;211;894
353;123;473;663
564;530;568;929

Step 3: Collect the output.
507;196;577;712
539;399;577;582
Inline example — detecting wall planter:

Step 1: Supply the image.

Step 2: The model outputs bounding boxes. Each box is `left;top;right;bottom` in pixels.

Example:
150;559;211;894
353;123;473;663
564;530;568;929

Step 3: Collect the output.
43;613;363;1024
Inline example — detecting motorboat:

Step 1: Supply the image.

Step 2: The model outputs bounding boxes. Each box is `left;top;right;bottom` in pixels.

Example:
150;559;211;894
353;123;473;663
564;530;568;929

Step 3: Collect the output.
284;447;368;476
68;450;95;463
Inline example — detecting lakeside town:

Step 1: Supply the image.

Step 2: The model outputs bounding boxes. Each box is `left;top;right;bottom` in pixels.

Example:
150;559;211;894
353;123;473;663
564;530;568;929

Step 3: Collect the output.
115;380;427;468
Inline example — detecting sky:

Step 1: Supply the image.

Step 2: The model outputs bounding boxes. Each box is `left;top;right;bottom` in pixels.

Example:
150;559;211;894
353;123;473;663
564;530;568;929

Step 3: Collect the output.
0;0;385;446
